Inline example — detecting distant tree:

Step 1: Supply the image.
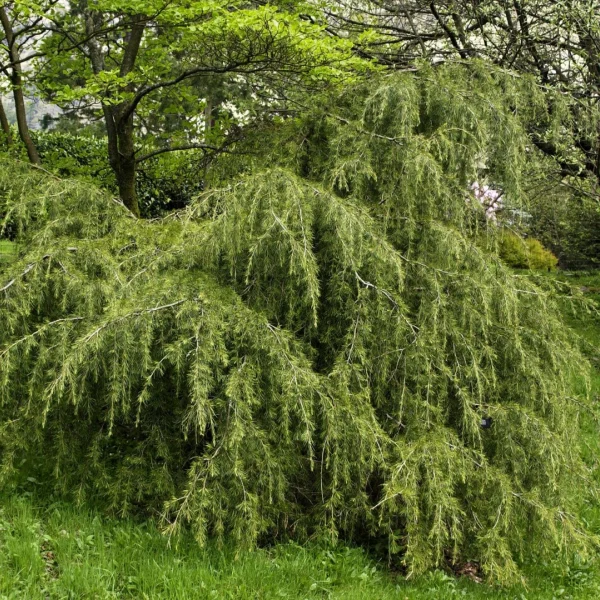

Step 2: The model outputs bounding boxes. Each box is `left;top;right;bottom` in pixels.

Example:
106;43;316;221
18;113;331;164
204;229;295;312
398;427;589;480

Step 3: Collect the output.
326;1;600;190
0;2;57;163
0;96;12;146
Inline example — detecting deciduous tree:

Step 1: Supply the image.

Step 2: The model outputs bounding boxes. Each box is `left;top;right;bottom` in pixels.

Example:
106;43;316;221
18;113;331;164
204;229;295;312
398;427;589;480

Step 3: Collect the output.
35;0;358;215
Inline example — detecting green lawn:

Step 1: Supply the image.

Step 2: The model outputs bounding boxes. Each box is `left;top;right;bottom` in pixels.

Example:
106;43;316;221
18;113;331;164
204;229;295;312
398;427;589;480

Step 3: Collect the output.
560;273;600;556
554;271;600;393
2;493;600;600
1;271;599;600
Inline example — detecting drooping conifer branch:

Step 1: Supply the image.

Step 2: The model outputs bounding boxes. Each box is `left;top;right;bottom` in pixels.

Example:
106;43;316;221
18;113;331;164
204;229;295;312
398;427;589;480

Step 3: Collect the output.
0;64;595;582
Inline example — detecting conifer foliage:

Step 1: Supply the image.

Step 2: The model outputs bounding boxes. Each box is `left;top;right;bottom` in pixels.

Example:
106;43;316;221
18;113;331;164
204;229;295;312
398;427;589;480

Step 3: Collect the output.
0;65;594;581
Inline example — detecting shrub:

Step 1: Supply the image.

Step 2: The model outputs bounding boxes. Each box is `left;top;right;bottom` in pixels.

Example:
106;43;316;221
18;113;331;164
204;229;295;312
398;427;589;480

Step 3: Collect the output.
9;131;202;217
0;66;594;583
499;232;558;270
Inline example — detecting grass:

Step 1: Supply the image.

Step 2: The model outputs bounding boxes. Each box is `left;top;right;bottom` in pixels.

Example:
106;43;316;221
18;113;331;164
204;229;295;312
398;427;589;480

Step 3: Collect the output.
0;270;599;600
552;272;600;544
2;494;600;600
552;271;600;400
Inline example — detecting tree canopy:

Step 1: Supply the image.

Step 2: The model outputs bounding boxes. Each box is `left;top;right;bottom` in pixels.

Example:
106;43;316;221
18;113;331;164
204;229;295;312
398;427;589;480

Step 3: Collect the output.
1;0;362;214
326;1;600;226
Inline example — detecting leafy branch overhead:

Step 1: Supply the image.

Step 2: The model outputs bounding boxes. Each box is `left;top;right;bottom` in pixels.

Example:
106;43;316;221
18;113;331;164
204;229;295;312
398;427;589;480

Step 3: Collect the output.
30;2;357;214
0;66;595;583
1;0;363;215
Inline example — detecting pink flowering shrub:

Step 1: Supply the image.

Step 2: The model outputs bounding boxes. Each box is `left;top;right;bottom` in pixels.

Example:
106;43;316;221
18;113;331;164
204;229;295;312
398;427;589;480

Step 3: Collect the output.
471;182;503;222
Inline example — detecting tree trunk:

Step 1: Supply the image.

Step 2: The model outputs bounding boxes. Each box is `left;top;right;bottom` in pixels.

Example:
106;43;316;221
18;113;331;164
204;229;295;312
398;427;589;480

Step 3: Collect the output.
0;7;40;164
100;90;140;218
204;97;214;133
115;158;138;216
113;110;140;217
0;97;12;147
11;73;40;164
84;9;144;217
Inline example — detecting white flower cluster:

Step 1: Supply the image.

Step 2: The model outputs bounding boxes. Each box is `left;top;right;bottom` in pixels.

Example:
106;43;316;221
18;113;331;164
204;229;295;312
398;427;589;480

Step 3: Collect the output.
221;100;251;125
471;182;503;222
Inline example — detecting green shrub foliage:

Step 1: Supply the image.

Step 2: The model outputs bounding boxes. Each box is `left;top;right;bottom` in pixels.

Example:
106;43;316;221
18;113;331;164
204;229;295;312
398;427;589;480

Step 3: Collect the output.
499;232;559;270
8;130;203;216
0;65;594;582
528;187;600;269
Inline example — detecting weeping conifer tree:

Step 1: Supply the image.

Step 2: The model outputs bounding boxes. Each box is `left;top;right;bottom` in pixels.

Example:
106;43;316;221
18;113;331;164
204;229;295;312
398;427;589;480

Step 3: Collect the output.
0;63;595;581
